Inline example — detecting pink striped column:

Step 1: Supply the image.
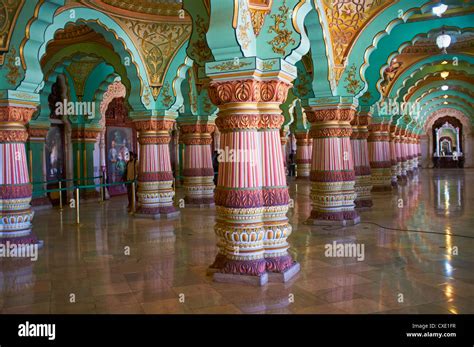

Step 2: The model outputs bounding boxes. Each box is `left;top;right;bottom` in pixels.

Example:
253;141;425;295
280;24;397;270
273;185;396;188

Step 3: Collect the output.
134;119;179;219
295;132;311;178
260;109;299;278
181;123;215;207
305;106;359;225
208;78;299;285
0;106;36;237
400;130;409;180
368;123;392;191
351;113;372;208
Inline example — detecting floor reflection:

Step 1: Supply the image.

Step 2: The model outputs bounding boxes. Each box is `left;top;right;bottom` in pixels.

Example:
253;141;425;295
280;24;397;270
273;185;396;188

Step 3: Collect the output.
0;169;473;314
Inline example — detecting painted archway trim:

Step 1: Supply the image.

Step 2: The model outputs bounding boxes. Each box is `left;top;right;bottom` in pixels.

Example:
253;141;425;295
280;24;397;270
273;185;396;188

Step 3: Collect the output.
424;108;471;135
406;79;474;104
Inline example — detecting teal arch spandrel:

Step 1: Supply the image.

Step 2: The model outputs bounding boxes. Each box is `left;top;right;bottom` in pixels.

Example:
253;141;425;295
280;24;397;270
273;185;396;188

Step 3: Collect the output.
281;89;297;129
152;43;193;115
18;5;148;111
410;82;474;104
358;14;474;106
340;0;438;97
206;0;246;61
389;54;474;100
303;1;333;97
291;99;309;132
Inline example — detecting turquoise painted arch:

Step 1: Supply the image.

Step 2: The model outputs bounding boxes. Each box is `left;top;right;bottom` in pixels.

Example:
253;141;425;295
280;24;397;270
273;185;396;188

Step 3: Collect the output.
409;81;474;104
421;98;473;120
389;54;474;100
423;103;473;123
18;5;148;111
357;14;474;104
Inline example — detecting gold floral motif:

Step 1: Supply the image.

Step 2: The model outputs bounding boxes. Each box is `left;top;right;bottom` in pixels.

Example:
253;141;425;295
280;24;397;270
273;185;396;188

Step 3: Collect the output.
190;15;213;64
121;19;191;88
249;6;270;36
237;0;252;50
344;63;361;95
209;61;252;71
5;47;20;85
65;59;100;98
0;1;25;55
161;81;173;107
203;97;213;113
267;0;295;55
261;60;275;70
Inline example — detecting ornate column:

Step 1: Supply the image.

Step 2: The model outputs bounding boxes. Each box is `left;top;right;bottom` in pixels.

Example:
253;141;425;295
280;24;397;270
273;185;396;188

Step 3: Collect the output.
305;100;359;225
180;122;216;207
400;130;409;179
389;125;399;187
368;123;392;191
134;118;179;219
294;131;311;178
405;131;414;177
351;111;372;208
0;106;36;236
27;125;51;207
208;78;299;285
280;128;288;172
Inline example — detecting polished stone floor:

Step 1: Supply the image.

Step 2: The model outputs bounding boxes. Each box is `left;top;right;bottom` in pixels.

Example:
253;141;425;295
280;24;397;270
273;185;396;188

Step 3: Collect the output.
1;169;473;314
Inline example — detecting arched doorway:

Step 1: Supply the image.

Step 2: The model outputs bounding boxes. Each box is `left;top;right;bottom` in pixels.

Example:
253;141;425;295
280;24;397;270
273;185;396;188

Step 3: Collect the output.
432;116;464;168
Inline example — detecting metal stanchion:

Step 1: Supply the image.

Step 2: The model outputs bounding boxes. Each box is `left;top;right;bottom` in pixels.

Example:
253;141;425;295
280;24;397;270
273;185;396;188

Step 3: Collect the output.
131;181;136;213
75;187;80;224
59;181;63;210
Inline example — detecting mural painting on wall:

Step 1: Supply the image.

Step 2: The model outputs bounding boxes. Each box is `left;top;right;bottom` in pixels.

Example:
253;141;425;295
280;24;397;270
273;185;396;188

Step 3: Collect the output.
106;127;134;196
45;126;65;181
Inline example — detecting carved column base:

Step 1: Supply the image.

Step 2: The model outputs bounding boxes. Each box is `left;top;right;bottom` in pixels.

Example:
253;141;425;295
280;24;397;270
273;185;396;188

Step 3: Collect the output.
135;178;180;219
296;163;311;178
183;174;215;208
370;168;392;191
354;174;373;208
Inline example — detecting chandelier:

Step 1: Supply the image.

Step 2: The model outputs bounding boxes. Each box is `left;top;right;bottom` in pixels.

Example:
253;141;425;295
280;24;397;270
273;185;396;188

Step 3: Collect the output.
436;32;451;54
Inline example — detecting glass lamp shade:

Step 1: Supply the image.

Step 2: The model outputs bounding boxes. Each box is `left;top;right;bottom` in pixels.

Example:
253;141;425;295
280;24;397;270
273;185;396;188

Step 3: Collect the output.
436;34;451;50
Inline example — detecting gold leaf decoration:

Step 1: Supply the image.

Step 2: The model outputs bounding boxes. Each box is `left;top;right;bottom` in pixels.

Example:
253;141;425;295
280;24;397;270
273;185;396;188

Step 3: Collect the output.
0;0;25;53
190;15;213;64
209;61;252;71
344;63;361;95
237;0;252;50
121;19;191;88
161;81;173;107
5;47;20;86
267;0;295;55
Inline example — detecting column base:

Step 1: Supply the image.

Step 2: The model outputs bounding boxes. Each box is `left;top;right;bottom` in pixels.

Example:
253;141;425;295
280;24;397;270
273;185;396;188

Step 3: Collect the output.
267;262;300;283
213;271;269;286
355;199;373;209
134;206;180;220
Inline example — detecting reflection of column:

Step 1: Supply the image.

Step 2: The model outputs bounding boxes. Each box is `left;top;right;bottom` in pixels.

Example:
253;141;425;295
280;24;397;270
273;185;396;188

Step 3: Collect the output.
406;132;414;177
27;126;51;207
181;123;215;207
0;106;36;236
351;112;372;208
436;128;440;156
389;125;399;187
208;79;298;285
134;119;179;219
368;123;391;191
306;105;359;225
455;127;460;153
295;132;311;178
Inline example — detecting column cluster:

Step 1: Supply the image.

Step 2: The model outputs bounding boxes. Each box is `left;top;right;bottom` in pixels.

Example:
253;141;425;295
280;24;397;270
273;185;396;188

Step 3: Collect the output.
351;112;372;207
294;132;311;178
368;123;392;191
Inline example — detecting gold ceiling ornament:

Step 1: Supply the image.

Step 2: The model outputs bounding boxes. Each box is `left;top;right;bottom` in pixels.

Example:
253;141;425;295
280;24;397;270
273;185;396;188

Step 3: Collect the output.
120;18;191;94
79;0;188;21
248;0;272;36
344;63;361;95
0;0;25;61
267;0;295;55
209;60;252;71
189;14;213;64
65;59;101;100
323;0;393;83
5;47;21;86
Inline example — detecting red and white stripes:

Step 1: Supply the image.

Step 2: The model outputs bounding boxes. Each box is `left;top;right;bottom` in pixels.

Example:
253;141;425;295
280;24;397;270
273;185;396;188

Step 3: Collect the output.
140;143;172;174
0;144;29;185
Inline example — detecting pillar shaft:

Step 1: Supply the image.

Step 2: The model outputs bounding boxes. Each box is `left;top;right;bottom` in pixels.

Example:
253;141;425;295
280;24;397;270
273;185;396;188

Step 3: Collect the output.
27;127;50;206
351;112;372;208
208;78;298;282
134;119;179;219
181;123;215;207
368;123;392;191
295;132;311;178
389;125;398;187
0;106;36;236
306;106;359;225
